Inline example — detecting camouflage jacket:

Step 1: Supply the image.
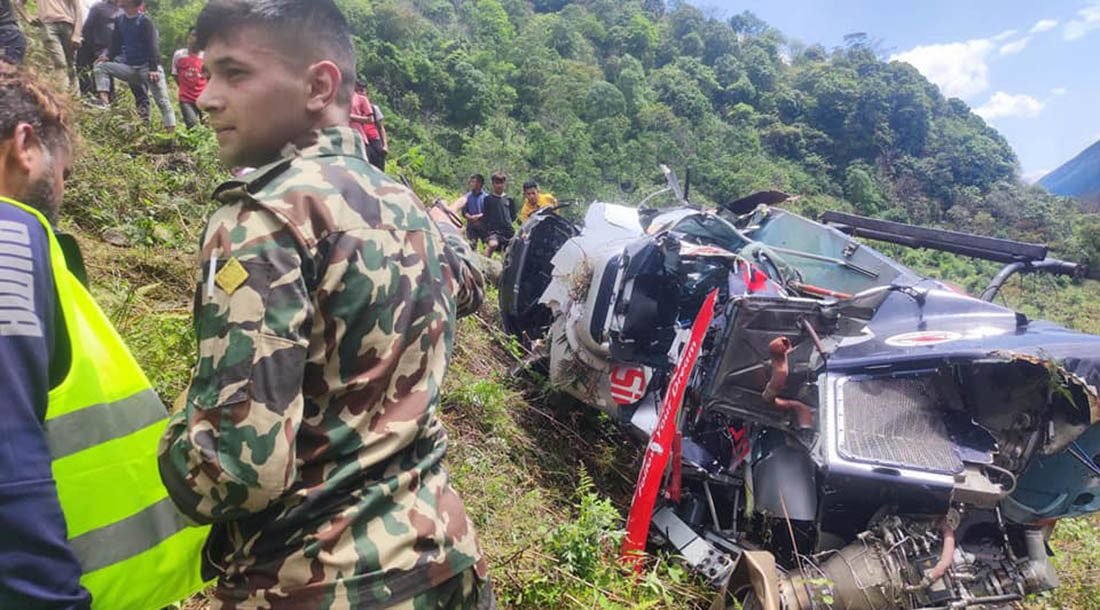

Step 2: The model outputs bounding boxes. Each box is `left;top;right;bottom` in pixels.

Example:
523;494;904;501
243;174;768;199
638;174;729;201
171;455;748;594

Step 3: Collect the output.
158;128;486;609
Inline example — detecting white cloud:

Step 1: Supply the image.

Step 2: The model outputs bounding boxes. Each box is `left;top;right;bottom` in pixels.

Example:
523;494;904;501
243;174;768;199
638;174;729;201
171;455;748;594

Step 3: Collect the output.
974;92;1045;121
1052;87;1068;95
1030;19;1059;34
1065;3;1100;40
999;37;1030;55
991;29;1018;42
891;38;995;99
1023;168;1051;184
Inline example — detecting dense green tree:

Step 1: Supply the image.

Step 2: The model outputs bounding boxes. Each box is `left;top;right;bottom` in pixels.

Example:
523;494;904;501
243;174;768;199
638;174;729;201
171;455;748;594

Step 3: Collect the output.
613;12;659;64
448;62;493;124
1074;217;1100;267
474;0;517;45
652;64;710;121
701;20;738;65
409;0;455;24
741;45;778;92
729;10;769;36
616;54;649;113
713;54;743;87
532;0;570;13
583;81;627;120
844;161;887;214
373;2;434;43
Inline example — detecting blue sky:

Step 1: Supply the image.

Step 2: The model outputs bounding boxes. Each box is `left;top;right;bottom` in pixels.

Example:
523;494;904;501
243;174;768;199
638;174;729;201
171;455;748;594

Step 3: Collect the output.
692;0;1100;182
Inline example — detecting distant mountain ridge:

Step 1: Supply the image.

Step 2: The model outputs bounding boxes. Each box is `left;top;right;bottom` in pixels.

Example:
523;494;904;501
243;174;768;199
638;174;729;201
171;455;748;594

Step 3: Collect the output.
1040;140;1100;205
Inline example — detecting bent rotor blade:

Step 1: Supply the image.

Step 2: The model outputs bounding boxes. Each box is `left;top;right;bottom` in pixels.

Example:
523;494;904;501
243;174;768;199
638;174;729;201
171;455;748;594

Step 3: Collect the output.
660;164;685;202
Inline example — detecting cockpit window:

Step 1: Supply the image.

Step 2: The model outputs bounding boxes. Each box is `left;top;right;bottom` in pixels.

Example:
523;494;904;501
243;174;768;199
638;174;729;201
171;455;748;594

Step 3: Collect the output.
671;214;749;252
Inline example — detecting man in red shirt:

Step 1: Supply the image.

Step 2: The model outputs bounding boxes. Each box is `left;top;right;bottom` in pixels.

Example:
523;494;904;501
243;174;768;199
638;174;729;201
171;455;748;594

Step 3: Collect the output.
171;26;206;129
350;80;387;171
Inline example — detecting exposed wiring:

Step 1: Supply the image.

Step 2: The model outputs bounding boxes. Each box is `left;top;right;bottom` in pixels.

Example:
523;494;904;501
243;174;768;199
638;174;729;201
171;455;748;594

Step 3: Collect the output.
1068;441;1100;478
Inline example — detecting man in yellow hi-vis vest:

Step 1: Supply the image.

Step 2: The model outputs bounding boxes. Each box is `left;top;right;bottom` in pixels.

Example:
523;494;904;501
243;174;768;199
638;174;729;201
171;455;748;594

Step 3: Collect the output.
0;62;208;609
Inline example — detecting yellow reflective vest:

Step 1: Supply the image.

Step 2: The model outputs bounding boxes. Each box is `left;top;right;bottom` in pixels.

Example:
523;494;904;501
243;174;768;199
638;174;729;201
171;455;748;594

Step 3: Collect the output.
1;198;209;610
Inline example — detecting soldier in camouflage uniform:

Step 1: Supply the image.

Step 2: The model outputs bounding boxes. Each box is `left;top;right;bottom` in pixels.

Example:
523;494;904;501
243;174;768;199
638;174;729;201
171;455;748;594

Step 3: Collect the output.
156;1;493;608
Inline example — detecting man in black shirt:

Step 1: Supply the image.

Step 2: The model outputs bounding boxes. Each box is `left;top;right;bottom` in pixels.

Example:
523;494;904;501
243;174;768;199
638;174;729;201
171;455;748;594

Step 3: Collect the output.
78;1;115;96
0;0;30;64
76;0;146;106
482;171;516;257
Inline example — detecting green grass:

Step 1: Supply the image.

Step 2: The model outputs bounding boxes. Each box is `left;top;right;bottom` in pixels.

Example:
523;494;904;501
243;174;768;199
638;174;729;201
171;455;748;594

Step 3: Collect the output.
1029;518;1100;609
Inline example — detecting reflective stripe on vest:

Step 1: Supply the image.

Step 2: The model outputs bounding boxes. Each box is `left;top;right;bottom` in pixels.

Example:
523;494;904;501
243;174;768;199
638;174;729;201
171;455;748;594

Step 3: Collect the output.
45;388;165;459
0;198;210;610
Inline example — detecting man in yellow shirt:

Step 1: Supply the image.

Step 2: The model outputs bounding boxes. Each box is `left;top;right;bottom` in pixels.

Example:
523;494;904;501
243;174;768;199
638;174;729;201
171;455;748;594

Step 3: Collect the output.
519;180;557;223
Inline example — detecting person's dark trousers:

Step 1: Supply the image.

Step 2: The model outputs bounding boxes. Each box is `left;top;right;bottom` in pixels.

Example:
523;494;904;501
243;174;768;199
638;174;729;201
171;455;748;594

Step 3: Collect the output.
130;82;150;115
367;138;387;171
486;232;511;256
466;221;488;249
75;44;105;98
180;102;203;129
76;44;95;96
0;24;25;65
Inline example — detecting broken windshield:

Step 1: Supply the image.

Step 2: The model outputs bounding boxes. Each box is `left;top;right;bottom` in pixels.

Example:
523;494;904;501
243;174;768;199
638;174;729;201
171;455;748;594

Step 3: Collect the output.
670;213;749;253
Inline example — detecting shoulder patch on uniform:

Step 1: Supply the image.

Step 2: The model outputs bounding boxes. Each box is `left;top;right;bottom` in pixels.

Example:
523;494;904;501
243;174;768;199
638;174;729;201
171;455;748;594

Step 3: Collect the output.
215;257;250;295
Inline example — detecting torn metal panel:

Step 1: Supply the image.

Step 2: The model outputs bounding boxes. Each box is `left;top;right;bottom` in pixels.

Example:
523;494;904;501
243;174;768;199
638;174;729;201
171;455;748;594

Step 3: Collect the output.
995;349;1100;426
651;506;735;586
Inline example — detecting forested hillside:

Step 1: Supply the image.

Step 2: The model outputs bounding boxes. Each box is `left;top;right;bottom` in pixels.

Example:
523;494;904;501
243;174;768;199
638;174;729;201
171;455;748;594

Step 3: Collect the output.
144;0;1100;267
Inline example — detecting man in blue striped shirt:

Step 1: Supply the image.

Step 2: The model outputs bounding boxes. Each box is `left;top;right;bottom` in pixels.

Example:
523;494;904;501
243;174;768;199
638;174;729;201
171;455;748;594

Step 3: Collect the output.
0;61;91;610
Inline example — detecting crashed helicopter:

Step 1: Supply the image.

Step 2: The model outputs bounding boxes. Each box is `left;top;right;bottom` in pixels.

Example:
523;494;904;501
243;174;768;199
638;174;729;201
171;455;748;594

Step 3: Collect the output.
499;168;1100;609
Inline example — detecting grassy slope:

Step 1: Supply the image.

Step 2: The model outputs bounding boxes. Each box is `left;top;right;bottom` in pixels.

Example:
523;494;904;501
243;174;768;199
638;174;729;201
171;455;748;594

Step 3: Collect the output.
62;102;1099;608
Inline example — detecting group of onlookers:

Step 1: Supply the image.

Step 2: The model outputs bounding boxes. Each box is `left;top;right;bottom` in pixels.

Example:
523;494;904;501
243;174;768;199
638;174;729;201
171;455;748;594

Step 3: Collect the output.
0;0;207;131
3;0;399;163
449;172;558;256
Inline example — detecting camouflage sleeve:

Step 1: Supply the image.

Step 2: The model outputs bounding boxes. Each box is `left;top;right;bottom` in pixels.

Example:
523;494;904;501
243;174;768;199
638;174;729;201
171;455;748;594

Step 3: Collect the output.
158;206;311;524
435;221;484;318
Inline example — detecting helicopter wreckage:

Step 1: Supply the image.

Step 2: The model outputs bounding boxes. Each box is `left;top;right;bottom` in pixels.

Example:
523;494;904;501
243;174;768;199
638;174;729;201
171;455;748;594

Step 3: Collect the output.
498;173;1100;609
